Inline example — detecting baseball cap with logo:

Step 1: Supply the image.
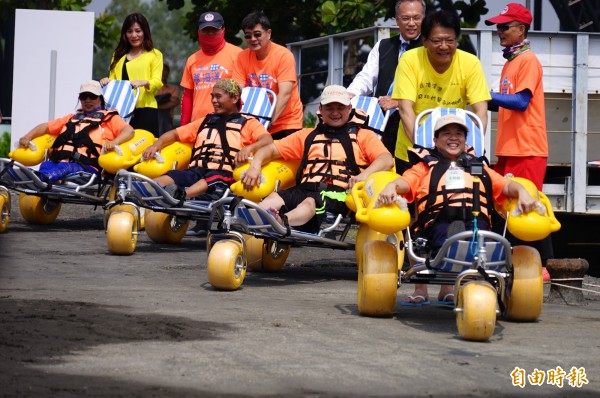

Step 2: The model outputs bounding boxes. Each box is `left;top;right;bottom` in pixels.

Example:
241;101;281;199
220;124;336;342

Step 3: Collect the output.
434;114;469;134
485;3;532;25
79;80;103;97
198;12;224;30
320;85;351;106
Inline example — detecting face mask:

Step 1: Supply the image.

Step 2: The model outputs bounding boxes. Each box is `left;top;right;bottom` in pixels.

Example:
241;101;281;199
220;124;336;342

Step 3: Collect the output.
197;29;226;55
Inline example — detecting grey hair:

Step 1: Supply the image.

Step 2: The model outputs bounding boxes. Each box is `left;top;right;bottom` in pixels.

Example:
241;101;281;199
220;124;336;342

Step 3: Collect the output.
395;0;427;16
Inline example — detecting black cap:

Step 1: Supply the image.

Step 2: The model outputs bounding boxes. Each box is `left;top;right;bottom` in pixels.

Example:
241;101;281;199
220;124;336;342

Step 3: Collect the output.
198;12;224;30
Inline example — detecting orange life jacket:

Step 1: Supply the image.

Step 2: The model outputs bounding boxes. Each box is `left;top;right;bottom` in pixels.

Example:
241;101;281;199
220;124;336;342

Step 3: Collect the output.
296;110;370;191
50;109;119;170
189;113;248;172
408;145;495;233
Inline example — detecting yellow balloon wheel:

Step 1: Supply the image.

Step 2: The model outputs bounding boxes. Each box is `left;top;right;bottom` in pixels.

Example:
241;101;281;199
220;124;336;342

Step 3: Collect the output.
106;211;138;255
504;245;543;321
207;240;246;291
261;239;290;271
0;193;9;233
18;193;61;224
357;240;398;316
244;235;265;271
355;224;404;271
144;210;189;243
456;281;497;341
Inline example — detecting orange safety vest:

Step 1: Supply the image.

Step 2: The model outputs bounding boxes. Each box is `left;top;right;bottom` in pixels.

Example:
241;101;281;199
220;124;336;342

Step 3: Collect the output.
50;109;119;170
296;110;371;191
189;113;248;172
408;145;495;233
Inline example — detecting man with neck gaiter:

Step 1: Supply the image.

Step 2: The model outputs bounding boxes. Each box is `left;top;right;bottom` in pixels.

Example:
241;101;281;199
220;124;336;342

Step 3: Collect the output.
180;11;241;126
486;3;552;282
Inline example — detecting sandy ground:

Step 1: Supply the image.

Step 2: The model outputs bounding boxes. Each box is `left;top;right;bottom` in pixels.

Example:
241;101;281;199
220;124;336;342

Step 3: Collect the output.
1;192;600;397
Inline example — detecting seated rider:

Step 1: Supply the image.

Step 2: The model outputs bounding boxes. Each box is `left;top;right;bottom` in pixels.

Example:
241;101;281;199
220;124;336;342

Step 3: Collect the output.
142;79;273;200
241;85;394;233
18;80;134;182
378;114;538;306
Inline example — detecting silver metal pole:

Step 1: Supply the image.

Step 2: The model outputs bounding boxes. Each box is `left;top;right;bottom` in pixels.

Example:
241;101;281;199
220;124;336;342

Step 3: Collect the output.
49;50;57;120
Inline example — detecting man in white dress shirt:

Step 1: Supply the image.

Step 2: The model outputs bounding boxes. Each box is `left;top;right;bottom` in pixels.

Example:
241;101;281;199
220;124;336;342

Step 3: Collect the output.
347;0;425;156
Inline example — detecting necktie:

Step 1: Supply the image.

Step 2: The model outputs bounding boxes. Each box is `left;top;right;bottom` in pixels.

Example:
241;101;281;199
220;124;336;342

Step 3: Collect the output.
387;41;409;96
400;41;409;57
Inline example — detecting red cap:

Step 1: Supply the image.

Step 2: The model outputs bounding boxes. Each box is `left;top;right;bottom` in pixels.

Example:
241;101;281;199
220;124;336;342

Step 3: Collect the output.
485;3;532;26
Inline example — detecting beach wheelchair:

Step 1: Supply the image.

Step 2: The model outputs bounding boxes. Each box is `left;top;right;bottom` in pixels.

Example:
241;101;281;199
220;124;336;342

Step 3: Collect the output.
353;107;561;341
0;128;154;232
103;87;281;254
103;167;231;255
0;80;148;233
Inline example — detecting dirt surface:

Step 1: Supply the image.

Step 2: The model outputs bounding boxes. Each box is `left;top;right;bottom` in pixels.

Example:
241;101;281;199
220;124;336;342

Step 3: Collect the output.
1;191;600;397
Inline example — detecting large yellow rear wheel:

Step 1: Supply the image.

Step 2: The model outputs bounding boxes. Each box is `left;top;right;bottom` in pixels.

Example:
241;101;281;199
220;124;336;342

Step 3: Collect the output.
244;235;290;271
244;235;265;271
504;245;543;321
207;240;246;291
357;240;398;316
0;193;9;233
106;211;138;255
19;193;61;224
144;210;189;243
262;239;290;271
456;281;497;341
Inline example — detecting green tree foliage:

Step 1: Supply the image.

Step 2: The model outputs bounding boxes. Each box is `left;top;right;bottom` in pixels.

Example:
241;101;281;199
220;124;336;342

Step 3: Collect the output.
0;132;9;158
159;0;387;45
93;0;197;85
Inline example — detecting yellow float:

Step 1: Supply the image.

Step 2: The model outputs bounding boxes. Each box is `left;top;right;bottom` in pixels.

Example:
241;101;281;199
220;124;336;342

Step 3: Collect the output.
9;134;57;166
230;159;300;202
133;141;193;178
496;176;561;241
98;129;156;173
351;170;410;235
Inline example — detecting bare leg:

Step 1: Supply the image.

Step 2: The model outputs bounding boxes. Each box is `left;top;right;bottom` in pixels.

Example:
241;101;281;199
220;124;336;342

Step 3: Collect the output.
154;175;175;187
283;198;316;226
184;179;208;199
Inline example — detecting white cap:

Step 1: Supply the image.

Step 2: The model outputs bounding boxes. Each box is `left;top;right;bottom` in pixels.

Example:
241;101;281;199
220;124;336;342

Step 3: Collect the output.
434;114;469;133
320;85;351;106
79;80;103;97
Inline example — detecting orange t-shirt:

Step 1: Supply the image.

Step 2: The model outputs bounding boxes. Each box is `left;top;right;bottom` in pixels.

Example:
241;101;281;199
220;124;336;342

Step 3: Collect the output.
180;43;242;121
233;43;303;134
176;115;268;148
275;127;388;169
495;51;548;157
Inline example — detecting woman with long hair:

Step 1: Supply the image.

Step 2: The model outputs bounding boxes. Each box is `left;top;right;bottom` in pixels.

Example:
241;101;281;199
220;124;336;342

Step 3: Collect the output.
100;13;163;137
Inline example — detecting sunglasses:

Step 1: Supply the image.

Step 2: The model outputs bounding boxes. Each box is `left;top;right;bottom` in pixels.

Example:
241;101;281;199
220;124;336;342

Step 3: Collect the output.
497;23;523;32
244;31;263;40
79;93;99;101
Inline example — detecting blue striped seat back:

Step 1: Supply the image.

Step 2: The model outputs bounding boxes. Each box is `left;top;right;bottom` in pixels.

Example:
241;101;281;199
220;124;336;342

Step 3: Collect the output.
414;108;485;157
241;87;277;129
435;240;507;273
350;95;390;133
102;80;139;122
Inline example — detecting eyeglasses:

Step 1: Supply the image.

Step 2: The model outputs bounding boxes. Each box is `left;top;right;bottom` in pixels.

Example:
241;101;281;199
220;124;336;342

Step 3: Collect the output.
497;23;523;32
244;31;264;40
428;38;457;46
397;15;423;23
79;93;99;101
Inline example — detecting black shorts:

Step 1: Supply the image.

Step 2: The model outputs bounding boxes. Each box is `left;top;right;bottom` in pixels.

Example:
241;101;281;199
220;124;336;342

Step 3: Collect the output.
166;167;233;193
278;186;349;233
